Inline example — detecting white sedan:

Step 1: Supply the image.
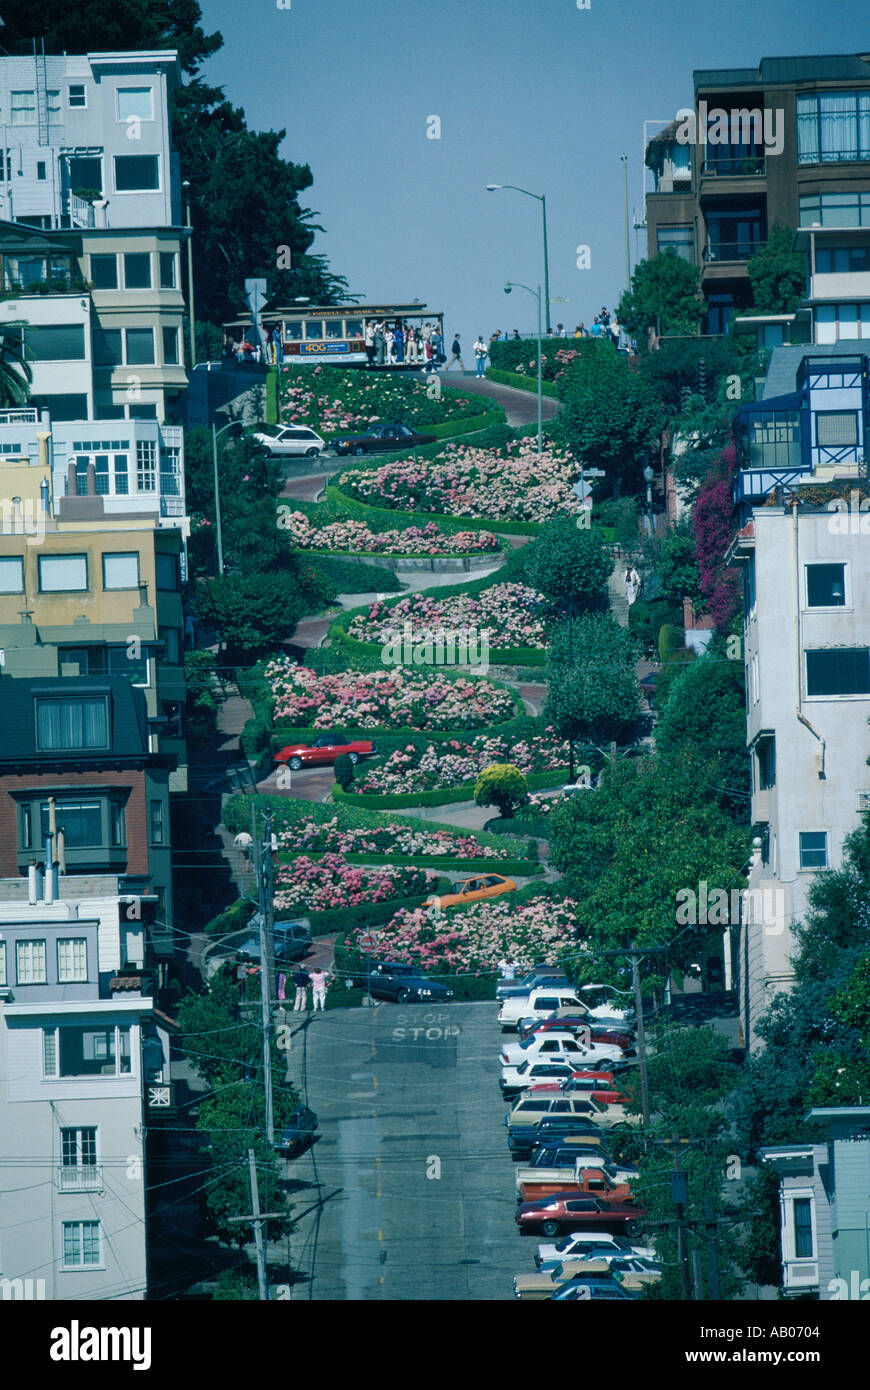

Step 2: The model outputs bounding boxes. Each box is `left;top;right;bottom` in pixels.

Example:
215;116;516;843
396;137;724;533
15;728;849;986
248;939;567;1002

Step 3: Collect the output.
535;1233;656;1268
501;1031;613;1069
252;425;326;458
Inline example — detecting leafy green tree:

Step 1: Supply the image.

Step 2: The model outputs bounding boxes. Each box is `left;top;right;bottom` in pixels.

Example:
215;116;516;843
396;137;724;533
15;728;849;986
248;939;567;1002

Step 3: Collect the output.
738;1164;785;1288
525;517;612;615
549;750;749;971
746;225;807;316
211;1270;259;1301
474;764;528;818
650;520;701;608
545;615;639;746
654;656;749;821
554;342;665;497
192;570;310;658
184;649;220;740
617;250;704;340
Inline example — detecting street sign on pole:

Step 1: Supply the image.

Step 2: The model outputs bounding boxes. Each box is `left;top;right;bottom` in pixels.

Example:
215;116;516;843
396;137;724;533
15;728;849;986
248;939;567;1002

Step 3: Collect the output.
359;932;377;950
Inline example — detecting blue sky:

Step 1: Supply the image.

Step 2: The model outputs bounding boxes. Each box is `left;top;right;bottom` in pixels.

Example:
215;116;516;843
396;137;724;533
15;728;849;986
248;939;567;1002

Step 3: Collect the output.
199;0;869;339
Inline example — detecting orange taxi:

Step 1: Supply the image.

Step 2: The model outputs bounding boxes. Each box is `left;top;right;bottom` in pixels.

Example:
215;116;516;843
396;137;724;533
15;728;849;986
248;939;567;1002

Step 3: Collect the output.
427;873;517;910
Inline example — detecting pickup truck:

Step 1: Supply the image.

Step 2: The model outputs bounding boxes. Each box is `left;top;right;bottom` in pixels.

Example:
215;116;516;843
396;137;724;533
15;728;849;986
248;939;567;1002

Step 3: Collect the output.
516;1159;634;1205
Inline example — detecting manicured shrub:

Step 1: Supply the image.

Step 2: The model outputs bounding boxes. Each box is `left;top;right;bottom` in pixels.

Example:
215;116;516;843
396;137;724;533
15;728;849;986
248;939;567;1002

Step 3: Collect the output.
334;753;355;790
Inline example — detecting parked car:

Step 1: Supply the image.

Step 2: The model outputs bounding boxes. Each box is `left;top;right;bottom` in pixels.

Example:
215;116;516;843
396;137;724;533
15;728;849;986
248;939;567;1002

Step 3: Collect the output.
498;1060;579;1095
274;1104;318;1157
428;873;517;910
365;961;453;1003
237;919;312;965
501;1050;626;1100
507;1094;616;1127
501;1030;615;1069
334;422;438;456
499;988;595;1032
524;1072;628;1105
578;1255;662;1290
535;1232;656;1267
507;1119;610;1163
496;967;573;1003
527;1140;639;1184
516;1160;634;1206
514;1266;630;1301
274;732;376;771
516;1193;646;1238
550;1277;638;1301
517;1011;634;1043
252;425;326;458
576;984;635;1023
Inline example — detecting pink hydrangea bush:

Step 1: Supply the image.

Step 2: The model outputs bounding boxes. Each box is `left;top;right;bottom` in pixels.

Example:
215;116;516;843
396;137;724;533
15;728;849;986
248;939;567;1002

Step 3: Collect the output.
281;510;499;556
273;853;436;912
347;583;547;650
277;816;512;860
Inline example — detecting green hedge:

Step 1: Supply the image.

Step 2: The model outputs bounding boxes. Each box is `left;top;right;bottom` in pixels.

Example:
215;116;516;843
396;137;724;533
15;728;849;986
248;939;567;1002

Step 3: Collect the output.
426;409;504;438
265;367;278;425
485;366;560;398
332;765;571;810
303;554;402;594
486;815;553;839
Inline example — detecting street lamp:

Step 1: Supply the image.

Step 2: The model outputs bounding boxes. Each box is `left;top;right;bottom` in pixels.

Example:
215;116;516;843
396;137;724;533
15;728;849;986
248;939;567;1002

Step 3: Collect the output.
504;280;542;452
487;184;551;334
212;419;244;575
643;462;655;537
182;180;195;367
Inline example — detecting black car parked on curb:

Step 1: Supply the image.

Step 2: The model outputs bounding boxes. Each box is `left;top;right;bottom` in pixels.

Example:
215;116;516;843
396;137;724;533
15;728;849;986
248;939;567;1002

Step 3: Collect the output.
365;962;454;1003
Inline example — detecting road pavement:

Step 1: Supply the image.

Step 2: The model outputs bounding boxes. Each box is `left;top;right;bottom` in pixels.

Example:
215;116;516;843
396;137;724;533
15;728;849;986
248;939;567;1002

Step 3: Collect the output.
282;1000;522;1300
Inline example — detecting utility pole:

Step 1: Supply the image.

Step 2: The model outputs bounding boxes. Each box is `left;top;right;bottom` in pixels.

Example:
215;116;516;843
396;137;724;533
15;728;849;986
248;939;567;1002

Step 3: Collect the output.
620;154;631;292
228;1149;284;1301
704;1194;722;1299
672;1145;693;1301
631;947;650;1126
252;806;275;1147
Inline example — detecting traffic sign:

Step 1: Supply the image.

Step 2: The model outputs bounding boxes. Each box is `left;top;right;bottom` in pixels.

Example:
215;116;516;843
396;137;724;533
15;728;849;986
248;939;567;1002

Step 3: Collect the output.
359;932;377;950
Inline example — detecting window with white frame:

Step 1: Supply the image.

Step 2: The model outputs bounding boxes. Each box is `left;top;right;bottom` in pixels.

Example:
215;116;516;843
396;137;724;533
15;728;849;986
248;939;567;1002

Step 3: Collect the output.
815;304;870;343
0;941;6;985
805;562;846;608
16;939;47;984
60;1126;98;1181
62;1220;101;1268
57;938;88;983
136;439;157;491
806;647;870;696
67;85;87;109
782;1192;816;1261
799;831;828;870
43;1024;132;1077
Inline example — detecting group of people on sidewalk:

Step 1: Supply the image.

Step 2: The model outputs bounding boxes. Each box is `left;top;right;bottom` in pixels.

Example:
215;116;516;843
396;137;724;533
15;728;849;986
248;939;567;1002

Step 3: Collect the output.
276;966;331;1011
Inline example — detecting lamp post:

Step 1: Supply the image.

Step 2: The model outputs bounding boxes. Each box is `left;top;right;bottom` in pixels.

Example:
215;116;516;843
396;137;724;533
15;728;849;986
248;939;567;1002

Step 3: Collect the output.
620;155;631;293
182;180;195;368
643;462;655;537
212;420;242;576
487;184;551;334
504;280;542;453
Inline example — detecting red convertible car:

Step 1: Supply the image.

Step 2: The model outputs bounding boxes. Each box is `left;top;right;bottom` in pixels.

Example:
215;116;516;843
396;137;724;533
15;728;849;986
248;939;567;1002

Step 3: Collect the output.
515;1193;646;1238
274;732;376;771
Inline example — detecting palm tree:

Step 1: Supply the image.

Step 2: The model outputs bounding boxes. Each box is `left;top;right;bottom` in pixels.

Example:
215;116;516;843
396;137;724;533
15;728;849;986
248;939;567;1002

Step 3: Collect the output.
0;324;33;407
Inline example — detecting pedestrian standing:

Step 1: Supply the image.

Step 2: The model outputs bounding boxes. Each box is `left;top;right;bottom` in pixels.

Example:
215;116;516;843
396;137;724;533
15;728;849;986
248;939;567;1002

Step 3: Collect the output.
445;333;465;371
365;321;376;366
431;328;444;363
375;322;385;365
293;967;311;1011
310;968;329;1011
277;971;287;1003
473;334;487;377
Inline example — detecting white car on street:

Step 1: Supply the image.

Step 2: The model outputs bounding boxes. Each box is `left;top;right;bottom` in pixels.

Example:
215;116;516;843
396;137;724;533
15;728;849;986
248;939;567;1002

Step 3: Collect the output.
252;425;326;457
501;1031;618;1069
535;1233;656;1268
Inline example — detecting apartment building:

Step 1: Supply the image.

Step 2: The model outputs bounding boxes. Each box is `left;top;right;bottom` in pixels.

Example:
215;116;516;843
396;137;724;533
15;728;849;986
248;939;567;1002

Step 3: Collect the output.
728;351;870;1043
761;1107;870;1298
0;442;187;800
0;51;182;231
645;53;870;335
0;870;175;1300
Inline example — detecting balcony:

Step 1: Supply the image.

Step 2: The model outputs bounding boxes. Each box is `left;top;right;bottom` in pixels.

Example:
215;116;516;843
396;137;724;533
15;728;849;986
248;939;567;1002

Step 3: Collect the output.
702;155;766;178
704;240;766;264
58;1164;103;1193
0;407;38;425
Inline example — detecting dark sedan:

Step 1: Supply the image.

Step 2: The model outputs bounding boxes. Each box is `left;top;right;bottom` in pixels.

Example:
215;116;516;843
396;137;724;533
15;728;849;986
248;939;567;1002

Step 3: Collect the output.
334;422;438;456
366;962;453;1003
275;1105;318;1158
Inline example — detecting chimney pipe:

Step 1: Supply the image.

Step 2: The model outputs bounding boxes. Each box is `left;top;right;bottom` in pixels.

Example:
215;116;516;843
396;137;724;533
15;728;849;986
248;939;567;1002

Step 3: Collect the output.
27;860;38;905
44;836;56;902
